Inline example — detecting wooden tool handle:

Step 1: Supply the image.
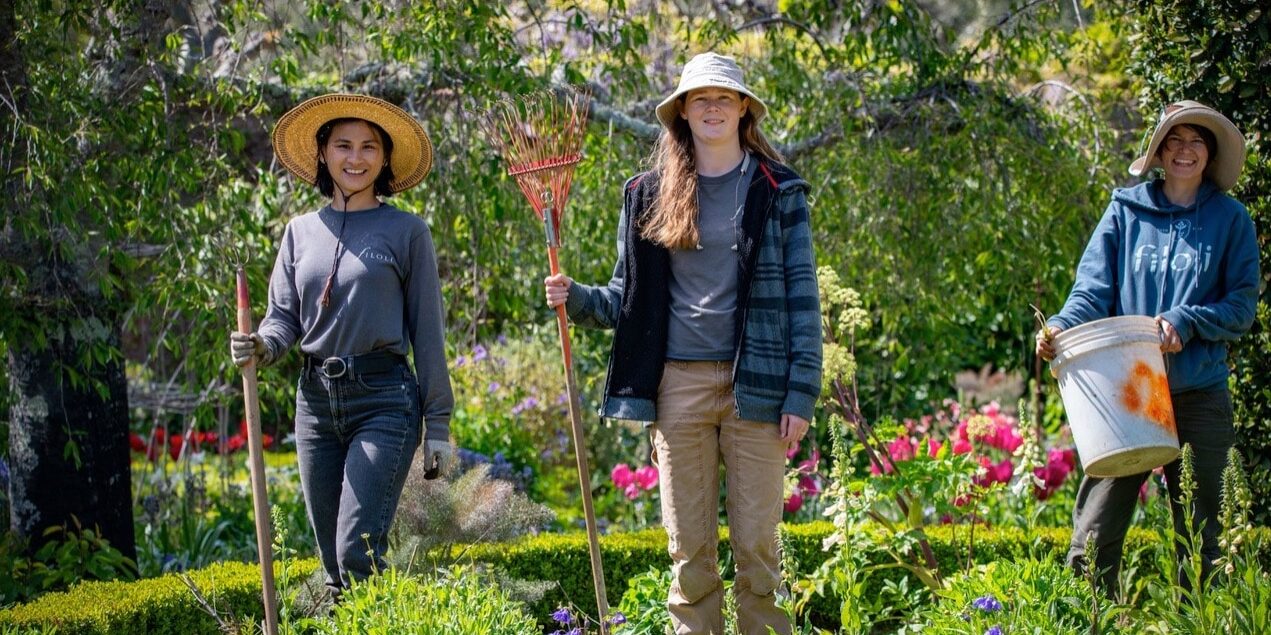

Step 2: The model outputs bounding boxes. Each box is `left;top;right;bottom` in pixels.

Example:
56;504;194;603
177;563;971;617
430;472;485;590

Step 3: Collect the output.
236;268;279;635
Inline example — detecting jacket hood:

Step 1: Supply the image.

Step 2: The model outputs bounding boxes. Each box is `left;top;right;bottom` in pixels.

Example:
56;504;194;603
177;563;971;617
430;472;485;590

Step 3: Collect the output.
1112;179;1221;216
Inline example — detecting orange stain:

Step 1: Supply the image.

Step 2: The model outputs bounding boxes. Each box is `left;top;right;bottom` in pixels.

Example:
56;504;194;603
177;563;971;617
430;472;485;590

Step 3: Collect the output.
1120;361;1176;435
1121;383;1142;411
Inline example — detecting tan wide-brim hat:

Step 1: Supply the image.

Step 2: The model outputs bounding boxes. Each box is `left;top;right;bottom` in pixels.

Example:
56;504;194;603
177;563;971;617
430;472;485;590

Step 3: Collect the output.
272;93;433;193
655;52;768;129
1129;100;1245;191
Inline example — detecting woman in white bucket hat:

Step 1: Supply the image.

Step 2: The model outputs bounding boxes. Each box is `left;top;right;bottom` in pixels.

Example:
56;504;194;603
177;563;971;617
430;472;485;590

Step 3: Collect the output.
545;53;821;634
230;94;454;599
1037;101;1259;595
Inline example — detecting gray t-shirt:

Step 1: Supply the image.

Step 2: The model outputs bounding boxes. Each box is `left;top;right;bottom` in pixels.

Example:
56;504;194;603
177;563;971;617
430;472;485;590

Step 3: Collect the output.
666;156;749;361
256;203;453;440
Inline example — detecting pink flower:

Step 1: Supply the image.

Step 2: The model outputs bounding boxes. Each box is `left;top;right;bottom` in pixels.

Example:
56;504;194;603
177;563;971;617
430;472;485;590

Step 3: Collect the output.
796;449;821;474
624;483;641;500
784;490;803;514
870;436;916;475
926;438;943;457
1033;448;1077;500
976;456;1013;486
991;459;1013;483
611;464;635;489
952;438;973;455
983;401;1001;418
786;443;800;460
634;465;659;490
798;475;821;497
989;424;1023;453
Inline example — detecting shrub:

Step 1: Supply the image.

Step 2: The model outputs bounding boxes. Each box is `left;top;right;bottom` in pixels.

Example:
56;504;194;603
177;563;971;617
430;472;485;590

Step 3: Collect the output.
0;558;318;634
393;457;554;554
304;565;538;635
901;556;1122;634
6;524;1268;631
0;518;136;607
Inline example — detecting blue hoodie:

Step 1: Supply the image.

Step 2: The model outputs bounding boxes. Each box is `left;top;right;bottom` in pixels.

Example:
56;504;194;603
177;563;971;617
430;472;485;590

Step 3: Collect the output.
1049;179;1260;393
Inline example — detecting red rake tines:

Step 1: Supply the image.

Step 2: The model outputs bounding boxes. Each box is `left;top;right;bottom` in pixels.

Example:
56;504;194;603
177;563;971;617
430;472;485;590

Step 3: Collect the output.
482;87;612;633
482;88;591;244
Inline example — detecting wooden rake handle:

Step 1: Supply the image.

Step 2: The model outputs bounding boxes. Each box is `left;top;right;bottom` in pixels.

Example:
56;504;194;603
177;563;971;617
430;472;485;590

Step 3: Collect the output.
544;210;610;633
236;268;279;635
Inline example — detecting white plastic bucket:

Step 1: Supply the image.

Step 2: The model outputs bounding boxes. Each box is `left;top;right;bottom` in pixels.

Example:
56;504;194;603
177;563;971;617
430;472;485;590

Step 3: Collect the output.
1049;315;1178;478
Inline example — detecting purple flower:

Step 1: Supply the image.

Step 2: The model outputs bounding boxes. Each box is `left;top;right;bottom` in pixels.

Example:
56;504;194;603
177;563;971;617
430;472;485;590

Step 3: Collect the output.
511;396;540;415
985;627;1003;635
454;355;467;368
496;334;508;345
551;607;573;625
566;629;582;635
472;344;488;362
608;611;627;625
487;381;501;394
972;595;1002;612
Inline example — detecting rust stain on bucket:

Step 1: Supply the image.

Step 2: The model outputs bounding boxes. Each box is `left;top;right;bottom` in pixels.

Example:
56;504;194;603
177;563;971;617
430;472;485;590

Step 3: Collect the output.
1120;361;1175;434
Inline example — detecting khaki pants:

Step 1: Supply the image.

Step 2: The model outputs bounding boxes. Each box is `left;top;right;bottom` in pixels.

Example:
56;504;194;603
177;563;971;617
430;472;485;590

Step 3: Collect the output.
652;360;791;635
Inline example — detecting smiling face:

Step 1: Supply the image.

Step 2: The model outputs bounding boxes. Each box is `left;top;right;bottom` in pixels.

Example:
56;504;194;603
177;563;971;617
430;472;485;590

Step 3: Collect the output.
320;120;386;196
1158;124;1211;186
679;87;749;147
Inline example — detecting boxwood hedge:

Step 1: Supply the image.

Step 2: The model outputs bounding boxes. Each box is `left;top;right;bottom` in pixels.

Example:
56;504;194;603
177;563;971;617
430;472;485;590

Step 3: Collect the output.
4;523;1266;632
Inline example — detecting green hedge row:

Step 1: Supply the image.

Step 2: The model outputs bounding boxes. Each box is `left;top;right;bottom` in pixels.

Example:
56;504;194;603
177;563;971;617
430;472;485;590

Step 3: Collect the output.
5;523;1268;632
0;559;319;634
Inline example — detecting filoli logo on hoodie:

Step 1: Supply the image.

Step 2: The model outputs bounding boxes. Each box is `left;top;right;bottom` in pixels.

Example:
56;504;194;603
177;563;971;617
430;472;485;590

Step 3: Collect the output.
1133;220;1213;275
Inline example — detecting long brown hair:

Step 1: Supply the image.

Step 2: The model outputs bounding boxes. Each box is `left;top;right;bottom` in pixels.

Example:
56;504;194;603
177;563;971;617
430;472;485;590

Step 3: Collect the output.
642;95;783;250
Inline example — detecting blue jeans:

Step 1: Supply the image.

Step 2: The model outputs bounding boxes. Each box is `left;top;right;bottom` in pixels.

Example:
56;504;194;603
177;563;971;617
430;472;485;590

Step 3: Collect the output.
294;362;421;594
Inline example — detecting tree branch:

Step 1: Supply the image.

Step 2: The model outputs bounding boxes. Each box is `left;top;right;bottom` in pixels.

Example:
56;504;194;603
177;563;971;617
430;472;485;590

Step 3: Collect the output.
735;15;829;61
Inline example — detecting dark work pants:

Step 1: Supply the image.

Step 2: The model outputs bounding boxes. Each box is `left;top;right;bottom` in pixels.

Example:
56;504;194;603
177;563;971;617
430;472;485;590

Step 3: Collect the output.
294;363;422;595
1066;388;1234;596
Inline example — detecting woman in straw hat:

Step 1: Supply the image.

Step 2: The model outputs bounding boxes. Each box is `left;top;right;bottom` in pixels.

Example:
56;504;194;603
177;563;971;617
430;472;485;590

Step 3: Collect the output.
1036;101;1259;594
230;94;453;597
545;52;820;634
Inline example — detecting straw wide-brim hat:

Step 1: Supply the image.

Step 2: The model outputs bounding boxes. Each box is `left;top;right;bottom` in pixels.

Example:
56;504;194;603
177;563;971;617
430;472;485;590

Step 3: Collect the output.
655;52;768;129
1129;100;1245;191
272;93;433;193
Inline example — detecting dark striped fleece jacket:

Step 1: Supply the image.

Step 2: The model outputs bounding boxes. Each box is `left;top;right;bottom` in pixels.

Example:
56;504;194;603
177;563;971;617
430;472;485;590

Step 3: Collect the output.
564;157;822;424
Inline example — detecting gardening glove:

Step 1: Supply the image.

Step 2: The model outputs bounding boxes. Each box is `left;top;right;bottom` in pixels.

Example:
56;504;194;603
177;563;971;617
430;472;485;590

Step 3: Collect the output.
230;331;269;367
421;438;453;480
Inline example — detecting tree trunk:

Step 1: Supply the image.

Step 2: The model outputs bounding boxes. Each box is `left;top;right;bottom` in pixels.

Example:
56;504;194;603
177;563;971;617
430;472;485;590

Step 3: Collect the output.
8;329;135;560
0;0;178;561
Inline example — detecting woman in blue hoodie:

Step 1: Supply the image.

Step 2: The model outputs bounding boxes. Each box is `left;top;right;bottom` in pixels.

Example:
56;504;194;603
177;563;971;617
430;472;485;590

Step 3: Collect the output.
1036;101;1259;594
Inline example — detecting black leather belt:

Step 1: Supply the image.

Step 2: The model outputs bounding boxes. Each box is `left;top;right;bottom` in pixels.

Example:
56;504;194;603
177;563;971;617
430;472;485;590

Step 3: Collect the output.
304;351;406;379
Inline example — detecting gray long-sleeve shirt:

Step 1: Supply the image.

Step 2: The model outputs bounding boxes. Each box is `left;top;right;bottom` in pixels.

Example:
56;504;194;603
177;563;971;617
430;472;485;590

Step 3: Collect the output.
256;203;453;441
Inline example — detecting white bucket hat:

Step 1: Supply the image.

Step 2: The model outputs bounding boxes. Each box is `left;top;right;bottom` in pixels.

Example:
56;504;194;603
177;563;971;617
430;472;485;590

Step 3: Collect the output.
1129;100;1245;191
655;53;768;129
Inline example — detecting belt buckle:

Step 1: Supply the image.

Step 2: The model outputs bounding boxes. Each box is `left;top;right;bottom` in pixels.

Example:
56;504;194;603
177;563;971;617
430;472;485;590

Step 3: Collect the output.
320;356;348;379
